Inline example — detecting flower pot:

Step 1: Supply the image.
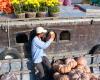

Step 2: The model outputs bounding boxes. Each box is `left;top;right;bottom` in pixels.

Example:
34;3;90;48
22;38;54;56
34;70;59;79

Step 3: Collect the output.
25;12;36;18
36;12;47;17
49;12;59;17
16;13;25;18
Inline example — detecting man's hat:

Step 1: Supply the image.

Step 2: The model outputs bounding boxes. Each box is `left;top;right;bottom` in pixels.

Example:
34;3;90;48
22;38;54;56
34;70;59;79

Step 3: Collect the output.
36;27;47;33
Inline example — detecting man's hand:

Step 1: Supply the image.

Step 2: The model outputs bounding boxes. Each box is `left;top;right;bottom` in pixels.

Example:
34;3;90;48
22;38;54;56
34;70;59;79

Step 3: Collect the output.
49;31;55;41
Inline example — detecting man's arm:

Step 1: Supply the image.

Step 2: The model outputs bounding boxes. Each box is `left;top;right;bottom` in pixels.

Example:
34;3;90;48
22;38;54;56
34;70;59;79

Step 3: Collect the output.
34;38;53;49
33;32;55;49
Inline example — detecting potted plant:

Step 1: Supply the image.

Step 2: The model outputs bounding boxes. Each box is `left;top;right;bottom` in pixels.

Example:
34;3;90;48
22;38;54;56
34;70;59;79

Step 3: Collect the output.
48;6;60;17
24;0;39;18
46;0;60;17
11;0;25;18
36;1;48;17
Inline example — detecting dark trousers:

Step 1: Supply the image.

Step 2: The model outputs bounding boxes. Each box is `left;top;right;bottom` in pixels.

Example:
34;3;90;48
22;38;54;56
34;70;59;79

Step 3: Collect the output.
34;56;52;80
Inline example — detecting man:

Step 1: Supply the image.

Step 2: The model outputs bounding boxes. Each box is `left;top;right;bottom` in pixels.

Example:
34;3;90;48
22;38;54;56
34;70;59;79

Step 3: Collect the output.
31;27;55;80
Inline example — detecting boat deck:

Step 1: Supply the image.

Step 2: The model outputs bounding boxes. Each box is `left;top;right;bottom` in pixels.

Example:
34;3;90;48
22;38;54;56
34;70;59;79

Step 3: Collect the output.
59;5;100;18
0;4;100;21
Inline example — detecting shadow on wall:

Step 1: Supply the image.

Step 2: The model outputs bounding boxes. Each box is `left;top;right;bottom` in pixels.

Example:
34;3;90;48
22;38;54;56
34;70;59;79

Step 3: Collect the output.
25;30;36;58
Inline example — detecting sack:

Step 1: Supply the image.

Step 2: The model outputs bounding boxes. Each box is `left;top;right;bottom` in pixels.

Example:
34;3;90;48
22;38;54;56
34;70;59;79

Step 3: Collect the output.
0;72;18;80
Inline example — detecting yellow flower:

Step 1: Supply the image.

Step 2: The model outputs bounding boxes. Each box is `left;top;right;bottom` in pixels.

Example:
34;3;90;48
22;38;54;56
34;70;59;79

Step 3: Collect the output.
11;0;20;4
24;0;33;4
51;4;54;7
33;0;38;3
33;4;36;7
24;1;28;5
46;1;52;6
37;3;40;7
32;1;40;7
38;0;46;3
46;0;60;6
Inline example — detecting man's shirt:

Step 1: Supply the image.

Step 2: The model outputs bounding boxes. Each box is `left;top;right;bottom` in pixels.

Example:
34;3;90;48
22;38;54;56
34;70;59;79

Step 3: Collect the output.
31;36;52;63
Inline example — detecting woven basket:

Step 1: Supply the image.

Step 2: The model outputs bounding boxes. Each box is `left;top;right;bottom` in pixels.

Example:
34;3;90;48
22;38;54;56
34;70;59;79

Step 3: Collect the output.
36;12;47;17
16;13;25;18
25;12;36;18
49;12;59;17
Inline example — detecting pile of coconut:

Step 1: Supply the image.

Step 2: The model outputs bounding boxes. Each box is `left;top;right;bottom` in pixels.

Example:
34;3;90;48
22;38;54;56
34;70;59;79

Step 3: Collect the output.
52;56;99;80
